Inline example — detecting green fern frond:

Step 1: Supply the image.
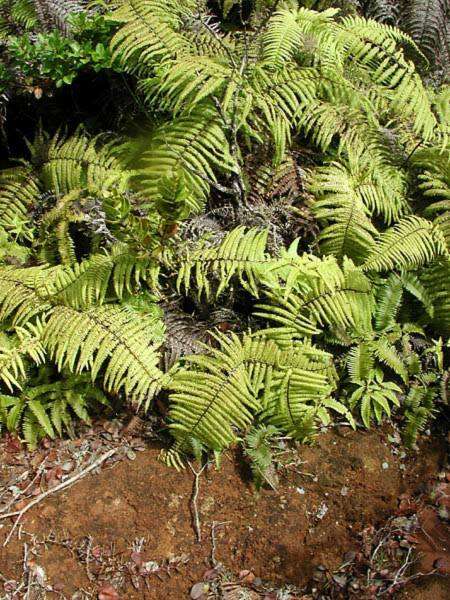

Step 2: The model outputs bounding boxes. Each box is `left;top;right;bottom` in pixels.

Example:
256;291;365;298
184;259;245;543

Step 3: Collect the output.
43;304;164;406
0;322;45;391
41;130;130;195
177;226;269;299
108;0;194;72
347;342;374;383
314;195;377;263
0;374;109;448
372;338;408;383
0;265;54;325
244;424;279;490
256;258;374;338
362;216;448;273
402;383;437;446
167;331;343;455
374;274;403;331
0;168;39;241
261;364;333;440
168;333;258;453
349;373;401;427
132;106;237;206
398;271;434;317
262;8;305;69
421;259;450;333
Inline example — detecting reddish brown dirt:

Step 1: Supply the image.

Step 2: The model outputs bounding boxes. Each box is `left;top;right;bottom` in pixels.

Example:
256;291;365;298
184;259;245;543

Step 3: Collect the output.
0;427;448;598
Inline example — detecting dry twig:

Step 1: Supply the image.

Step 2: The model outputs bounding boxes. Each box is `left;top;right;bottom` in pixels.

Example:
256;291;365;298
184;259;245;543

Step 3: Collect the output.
187;461;208;543
1;448;119;546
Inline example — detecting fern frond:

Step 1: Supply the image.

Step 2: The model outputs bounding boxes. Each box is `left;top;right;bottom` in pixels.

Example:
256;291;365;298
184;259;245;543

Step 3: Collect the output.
42;304;164;406
421;259;450;333
309;148;408;227
349;374;401;427
167;331;341;454
0;168;40;241
132;106;237;206
404;0;449;62
0;322;45;391
0;265;54;325
168;333;258;452
262;8;305;69
347;342;374;383
261;364;333;440
177;226;269;299
372;338;408;382
403;383;437;446
109;0;194;72
313;191;378;260
256;257;374;338
362;216;448;273
374;274;403;330
41;131;130;195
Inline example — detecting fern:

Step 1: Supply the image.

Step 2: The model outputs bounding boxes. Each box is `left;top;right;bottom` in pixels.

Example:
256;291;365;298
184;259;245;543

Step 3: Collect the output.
0;168;40;241
362;216;448;273
0;322;45;391
177;226;269;299
421;259;450;334
349;371;401;427
0;374;108;448
0;263;166;406
167;332;349;456
244;424;279;490
131;106;237;207
402;383;437;447
40;130;130;195
256;256;374;338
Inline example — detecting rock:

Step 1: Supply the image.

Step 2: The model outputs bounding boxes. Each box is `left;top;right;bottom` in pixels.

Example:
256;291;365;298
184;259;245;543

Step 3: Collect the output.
190;582;209;599
434;557;450;574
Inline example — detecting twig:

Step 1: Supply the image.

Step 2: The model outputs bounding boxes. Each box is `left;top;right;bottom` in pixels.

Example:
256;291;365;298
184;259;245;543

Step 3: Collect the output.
187;461;208;543
420;524;439;550
1;448;119;547
379;547;415;595
210;521;229;567
0;458;48;516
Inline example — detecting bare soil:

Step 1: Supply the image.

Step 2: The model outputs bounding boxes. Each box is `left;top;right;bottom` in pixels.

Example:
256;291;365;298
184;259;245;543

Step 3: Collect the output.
0;425;448;599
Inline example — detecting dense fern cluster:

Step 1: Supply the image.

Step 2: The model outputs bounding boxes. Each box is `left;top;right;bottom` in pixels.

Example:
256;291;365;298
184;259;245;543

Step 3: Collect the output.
0;0;448;464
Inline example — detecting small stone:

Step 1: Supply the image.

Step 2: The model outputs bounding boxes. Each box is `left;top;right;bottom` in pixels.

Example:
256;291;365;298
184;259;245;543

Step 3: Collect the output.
296;487;305;495
190;582;209;599
382;462;389;470
434;557;450;574
340;486;349;496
